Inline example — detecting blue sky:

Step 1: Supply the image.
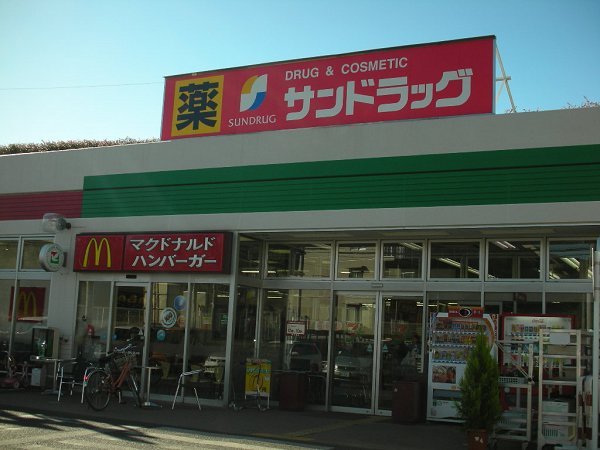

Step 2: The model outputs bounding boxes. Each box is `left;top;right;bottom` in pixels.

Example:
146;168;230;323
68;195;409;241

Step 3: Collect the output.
0;0;598;145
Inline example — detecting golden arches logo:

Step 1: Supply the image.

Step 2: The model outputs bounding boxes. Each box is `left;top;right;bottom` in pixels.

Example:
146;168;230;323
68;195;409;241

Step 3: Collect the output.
82;237;112;268
19;291;38;319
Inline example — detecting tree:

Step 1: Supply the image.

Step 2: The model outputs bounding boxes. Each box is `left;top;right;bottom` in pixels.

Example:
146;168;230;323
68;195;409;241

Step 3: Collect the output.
456;333;501;433
510;96;599;113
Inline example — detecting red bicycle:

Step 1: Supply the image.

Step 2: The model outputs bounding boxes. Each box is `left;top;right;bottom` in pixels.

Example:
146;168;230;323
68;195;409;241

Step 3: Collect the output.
84;344;141;411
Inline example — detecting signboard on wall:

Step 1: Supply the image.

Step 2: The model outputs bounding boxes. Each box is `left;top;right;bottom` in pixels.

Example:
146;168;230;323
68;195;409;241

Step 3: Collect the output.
447;305;484;318
161;36;495;141
286;321;307;337
73;232;232;273
9;287;46;322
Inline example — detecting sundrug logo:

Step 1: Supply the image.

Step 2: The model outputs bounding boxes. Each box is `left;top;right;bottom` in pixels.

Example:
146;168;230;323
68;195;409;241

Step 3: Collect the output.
240;74;267;112
82;237;112;268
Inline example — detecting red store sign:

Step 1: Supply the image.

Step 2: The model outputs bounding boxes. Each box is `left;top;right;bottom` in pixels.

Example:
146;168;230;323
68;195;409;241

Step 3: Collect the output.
447;305;484;318
161;36;495;141
73;232;231;273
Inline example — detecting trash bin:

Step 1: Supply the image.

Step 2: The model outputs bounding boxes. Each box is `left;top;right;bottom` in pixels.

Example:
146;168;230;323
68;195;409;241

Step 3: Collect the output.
279;371;307;411
392;380;422;423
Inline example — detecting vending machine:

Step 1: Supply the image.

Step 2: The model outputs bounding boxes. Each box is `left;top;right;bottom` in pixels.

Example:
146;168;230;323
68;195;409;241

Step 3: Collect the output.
31;326;59;360
499;313;573;371
426;306;497;422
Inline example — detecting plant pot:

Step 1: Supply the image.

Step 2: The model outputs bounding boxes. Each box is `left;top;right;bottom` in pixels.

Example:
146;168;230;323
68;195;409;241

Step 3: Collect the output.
466;429;488;450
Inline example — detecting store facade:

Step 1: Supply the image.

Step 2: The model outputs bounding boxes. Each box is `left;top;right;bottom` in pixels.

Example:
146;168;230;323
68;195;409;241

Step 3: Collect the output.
2;34;600;415
1;106;599;415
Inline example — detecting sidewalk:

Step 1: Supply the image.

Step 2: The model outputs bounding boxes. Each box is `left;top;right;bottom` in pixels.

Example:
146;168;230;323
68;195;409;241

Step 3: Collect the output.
0;388;514;450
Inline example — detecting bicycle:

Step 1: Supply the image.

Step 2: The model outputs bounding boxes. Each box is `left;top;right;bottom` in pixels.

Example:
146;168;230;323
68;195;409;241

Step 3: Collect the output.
0;351;29;389
84;344;142;411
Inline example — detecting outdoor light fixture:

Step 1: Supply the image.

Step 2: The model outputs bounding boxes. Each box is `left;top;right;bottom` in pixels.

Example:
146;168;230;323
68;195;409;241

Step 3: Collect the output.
42;213;71;232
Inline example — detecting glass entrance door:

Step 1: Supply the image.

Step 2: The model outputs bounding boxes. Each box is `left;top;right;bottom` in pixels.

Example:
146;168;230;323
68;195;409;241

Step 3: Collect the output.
111;284;147;351
110;283;149;388
331;292;377;412
376;294;424;414
330;292;425;414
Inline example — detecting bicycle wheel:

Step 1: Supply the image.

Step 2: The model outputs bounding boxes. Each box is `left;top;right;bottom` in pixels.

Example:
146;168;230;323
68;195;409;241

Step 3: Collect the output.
85;370;112;411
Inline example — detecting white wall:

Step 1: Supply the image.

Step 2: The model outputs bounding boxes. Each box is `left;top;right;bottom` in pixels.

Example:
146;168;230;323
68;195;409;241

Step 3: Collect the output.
1;108;599;195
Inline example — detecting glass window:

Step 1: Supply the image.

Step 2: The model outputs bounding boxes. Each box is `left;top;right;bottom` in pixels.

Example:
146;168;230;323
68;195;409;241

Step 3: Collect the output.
11;280;51;361
74;281;112;362
0;240;18;270
483;292;544;315
238;236;262;278
267;243;331;278
21;239;54;270
263;289;331;370
336;243;376;279
545;292;591;329
382;242;423;279
483;292;516;315
427;291;481;313
430;241;480;279
378;295;423;411
259;289;330;406
148;282;187;395
548;240;593;280
509;292;543;315
110;285;147;368
185;283;229;399
232;286;258;397
487;240;541;279
0;280;15;353
331;292;376;409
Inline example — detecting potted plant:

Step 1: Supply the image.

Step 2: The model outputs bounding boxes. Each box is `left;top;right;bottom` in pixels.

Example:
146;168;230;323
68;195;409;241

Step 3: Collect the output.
456;332;502;450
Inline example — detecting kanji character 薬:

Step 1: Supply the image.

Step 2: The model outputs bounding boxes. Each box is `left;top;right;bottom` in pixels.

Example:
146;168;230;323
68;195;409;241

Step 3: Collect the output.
176;81;220;130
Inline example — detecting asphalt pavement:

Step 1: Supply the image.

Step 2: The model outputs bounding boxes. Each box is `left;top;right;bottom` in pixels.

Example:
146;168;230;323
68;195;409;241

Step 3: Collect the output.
0;387;519;450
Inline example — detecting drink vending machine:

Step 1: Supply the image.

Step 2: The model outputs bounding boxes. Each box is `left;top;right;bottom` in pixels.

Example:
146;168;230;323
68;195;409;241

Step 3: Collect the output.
426;306;497;422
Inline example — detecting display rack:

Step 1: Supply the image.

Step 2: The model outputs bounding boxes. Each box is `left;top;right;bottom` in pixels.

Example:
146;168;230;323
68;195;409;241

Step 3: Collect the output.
537;329;591;450
495;338;536;447
426;307;496;422
494;314;573;449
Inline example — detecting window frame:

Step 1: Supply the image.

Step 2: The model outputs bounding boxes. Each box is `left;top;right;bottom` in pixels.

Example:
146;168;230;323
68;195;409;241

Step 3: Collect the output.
380;240;425;280
428;240;482;280
485;239;542;281
335;241;379;280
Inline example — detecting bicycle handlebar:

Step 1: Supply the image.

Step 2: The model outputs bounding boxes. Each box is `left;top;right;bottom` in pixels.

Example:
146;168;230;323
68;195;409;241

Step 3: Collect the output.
104;343;140;359
113;343;135;353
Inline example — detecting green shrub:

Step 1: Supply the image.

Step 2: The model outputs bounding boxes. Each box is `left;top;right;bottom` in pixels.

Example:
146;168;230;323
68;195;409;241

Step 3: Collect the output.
456;332;501;432
0;138;158;155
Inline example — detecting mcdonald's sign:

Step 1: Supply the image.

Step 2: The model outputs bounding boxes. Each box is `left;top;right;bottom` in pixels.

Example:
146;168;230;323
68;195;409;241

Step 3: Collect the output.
8;287;46;322
73;235;125;271
73;232;231;273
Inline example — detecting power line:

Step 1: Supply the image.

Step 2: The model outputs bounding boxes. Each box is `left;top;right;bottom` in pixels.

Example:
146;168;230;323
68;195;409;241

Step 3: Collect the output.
0;81;163;91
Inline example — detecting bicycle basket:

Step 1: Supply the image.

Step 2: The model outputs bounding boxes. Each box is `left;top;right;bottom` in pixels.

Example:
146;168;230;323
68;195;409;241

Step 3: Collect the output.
112;351;137;372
